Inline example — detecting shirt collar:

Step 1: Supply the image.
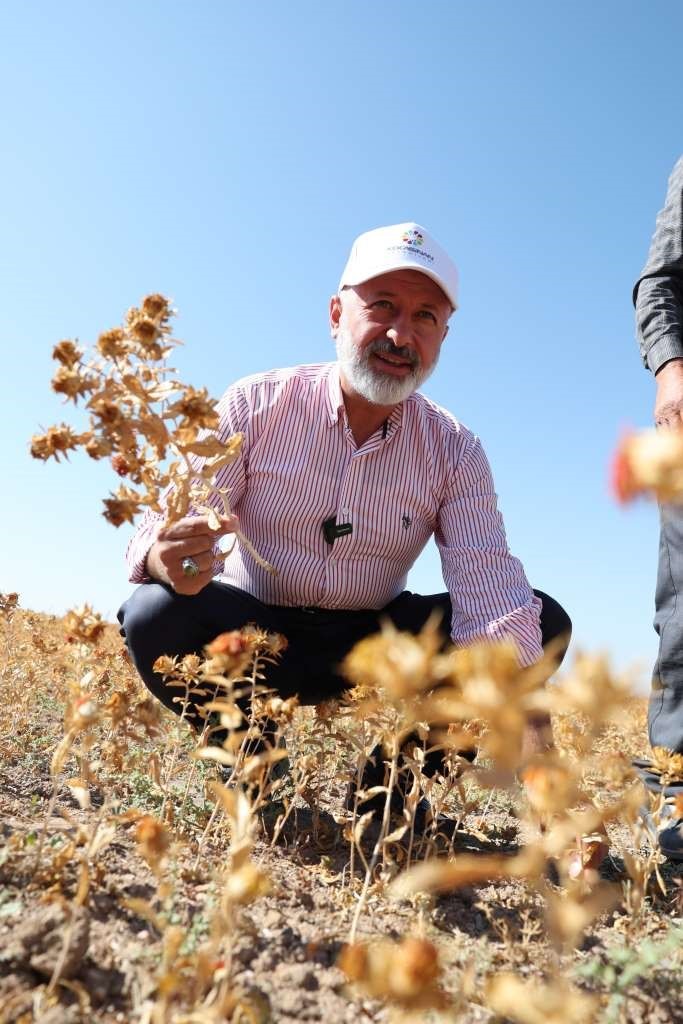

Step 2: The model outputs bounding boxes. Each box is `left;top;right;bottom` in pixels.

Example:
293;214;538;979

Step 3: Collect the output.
325;362;345;425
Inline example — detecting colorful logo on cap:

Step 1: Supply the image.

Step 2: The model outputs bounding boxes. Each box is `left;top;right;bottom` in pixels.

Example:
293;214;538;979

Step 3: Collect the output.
402;228;424;246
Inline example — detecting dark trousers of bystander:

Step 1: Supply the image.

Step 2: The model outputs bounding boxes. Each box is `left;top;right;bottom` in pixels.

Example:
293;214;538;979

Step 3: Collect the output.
118;582;571;745
636;503;683;796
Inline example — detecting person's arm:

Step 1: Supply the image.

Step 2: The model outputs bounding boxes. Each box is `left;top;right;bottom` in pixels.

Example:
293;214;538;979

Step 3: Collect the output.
634;158;683;425
125;381;251;585
435;432;551;756
435;432;543;666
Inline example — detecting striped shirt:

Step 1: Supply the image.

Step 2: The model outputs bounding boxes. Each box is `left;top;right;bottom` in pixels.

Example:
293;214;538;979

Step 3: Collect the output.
126;362;543;665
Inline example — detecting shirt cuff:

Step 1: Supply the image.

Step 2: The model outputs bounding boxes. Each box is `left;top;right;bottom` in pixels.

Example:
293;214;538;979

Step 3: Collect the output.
647;336;683;374
128;545;153;584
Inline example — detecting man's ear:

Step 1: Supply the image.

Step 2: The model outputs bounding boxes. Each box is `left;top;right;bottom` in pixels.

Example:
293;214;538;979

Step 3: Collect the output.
329;294;342;338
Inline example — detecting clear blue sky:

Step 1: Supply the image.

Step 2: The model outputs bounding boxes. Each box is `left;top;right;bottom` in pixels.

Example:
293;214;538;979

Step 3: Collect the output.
2;1;680;688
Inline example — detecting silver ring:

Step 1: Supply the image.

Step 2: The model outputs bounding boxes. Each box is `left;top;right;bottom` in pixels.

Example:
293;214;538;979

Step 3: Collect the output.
181;556;200;578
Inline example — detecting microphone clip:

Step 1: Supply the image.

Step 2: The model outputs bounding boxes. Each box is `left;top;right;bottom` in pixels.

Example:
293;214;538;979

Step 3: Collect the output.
323;515;353;545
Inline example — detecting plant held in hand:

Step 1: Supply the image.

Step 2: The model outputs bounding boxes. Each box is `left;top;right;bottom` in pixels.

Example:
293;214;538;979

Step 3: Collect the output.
30;293;274;573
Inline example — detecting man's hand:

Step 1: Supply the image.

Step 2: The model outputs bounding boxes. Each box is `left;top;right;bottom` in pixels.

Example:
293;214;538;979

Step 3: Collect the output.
146;514;238;595
655;358;683;429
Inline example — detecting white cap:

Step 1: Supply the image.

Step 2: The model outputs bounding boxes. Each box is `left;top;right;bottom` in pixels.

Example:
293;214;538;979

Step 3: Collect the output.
338;222;459;310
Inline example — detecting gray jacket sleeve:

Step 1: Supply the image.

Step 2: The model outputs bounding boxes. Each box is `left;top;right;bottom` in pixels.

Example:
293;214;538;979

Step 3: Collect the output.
633;156;683;374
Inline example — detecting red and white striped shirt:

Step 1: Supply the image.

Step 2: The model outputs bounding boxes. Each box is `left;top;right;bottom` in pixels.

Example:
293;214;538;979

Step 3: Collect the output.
126;363;543;665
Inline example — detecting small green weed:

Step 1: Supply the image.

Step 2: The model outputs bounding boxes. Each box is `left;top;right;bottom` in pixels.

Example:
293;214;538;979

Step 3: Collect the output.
576;924;683;1022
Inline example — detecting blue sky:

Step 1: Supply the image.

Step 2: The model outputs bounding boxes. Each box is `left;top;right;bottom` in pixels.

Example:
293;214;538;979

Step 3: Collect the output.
2;1;681;687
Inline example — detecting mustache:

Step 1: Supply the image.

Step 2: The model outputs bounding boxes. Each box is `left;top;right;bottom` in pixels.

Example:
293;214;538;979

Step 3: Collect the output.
366;338;420;369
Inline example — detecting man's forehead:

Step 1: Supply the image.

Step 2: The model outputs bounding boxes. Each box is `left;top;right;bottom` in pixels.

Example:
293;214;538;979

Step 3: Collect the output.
354;269;451;306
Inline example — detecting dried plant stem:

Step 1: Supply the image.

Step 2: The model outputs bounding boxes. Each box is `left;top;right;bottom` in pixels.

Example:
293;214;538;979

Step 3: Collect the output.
159;685;193;821
44;804;108;1000
216;489;276;576
32;783;60;876
349;744;400;943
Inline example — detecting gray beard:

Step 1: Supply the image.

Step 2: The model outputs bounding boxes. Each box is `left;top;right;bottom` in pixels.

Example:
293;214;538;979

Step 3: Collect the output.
336;331;438;406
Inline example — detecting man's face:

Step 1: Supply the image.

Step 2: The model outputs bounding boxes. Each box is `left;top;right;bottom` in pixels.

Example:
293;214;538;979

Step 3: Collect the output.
329;269;452;406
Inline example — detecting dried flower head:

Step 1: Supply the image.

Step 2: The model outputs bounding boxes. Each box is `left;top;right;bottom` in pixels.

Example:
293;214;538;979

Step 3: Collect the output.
486;973;598;1024
252;695;299;724
135;815;170;873
52;365;97;402
142;293;173;321
649;746;683;782
63;604;108;644
52;339;82;367
520;758;581;817
339;936;446;1011
30;424;84;461
611;427;683;503
96;327;129;359
103;487;144;526
224;862;271;906
0;592;19;621
165;386;219;430
343;622;440;701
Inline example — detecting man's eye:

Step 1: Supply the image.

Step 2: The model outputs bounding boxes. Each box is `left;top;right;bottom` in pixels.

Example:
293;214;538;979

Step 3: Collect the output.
417;310;437;322
372;300;393;310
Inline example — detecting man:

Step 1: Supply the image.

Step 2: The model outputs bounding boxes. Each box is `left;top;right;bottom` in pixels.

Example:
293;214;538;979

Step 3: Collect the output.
119;222;570;819
634;158;683;860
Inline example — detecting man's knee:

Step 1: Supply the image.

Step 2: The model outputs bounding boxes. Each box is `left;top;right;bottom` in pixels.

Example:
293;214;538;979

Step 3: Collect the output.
534;589;572;666
117;583;211;677
119;582;183;645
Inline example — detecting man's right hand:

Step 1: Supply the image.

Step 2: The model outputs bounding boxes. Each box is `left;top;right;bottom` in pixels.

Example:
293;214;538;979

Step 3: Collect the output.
655;358;683;430
145;514;238;595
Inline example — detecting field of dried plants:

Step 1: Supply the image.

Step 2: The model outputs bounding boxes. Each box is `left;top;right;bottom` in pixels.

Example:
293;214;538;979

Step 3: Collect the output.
3;295;683;1023
1;595;682;1024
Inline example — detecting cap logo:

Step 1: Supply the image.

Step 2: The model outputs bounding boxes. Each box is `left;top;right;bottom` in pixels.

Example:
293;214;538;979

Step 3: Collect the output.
388;226;434;263
401;228;424;246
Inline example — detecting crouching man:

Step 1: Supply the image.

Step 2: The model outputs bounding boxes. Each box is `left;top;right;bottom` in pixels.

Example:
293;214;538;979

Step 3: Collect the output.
118;222;571;822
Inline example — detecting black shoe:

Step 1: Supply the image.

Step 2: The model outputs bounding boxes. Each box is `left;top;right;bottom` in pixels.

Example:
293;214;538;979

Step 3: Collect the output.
640;803;683;862
345;744;449;836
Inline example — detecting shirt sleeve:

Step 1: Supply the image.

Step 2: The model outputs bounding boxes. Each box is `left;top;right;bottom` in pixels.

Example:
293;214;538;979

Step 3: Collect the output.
434;432;543;666
124;381;251;583
634;156;683;374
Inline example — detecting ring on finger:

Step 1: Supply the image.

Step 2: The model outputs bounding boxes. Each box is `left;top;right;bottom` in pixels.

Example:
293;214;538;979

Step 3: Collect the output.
181;556;200;578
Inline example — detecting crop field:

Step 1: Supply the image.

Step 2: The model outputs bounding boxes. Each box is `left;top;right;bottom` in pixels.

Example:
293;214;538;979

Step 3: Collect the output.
3;296;683;1023
1;597;682;1024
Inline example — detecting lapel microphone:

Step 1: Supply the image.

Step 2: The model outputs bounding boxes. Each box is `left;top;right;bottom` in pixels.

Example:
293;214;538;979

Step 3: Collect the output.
322;515;353;545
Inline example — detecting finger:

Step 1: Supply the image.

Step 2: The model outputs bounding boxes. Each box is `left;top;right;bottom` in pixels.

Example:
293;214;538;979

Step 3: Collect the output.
158;514;238;542
167;551;214;585
163;536;221;559
157;516;215;542
172;569;214;596
177;552;214;574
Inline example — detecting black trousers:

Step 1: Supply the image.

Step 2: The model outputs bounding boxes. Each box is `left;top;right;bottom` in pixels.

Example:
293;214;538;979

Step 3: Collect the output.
118;582;571;733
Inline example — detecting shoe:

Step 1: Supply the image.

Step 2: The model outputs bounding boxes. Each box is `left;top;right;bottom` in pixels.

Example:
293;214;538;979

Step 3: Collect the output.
345;744;450;835
640;801;683;862
659;817;683;861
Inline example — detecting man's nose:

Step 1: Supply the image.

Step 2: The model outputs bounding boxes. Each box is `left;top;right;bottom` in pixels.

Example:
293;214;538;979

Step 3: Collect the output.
386;316;413;347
